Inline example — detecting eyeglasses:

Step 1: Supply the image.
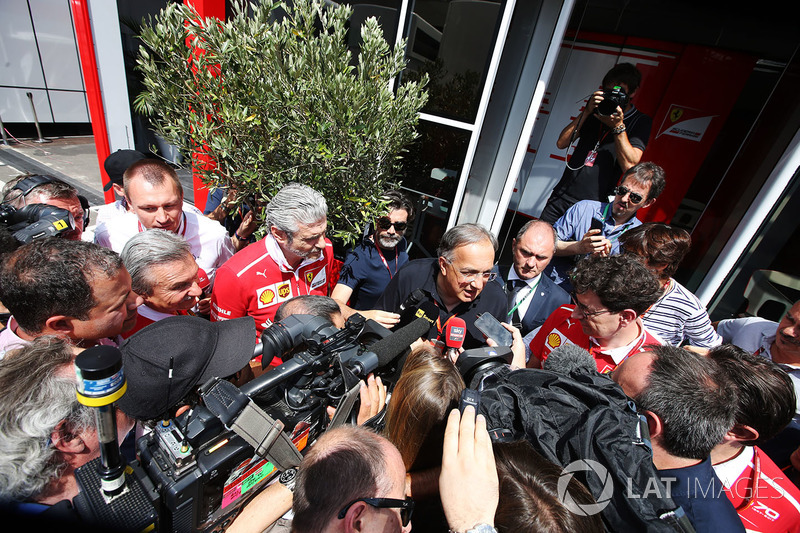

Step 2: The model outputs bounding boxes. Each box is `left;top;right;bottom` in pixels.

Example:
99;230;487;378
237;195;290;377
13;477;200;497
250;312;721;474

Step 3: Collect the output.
571;294;611;318
613;186;644;205
338;497;415;526
445;258;497;283
377;217;407;232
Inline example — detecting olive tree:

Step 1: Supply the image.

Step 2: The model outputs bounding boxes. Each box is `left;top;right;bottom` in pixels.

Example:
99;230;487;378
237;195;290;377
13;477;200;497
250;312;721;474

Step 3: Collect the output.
134;0;428;245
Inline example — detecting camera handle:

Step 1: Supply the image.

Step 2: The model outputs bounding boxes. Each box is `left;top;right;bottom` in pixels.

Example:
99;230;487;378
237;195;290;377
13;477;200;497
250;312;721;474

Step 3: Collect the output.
201;377;303;471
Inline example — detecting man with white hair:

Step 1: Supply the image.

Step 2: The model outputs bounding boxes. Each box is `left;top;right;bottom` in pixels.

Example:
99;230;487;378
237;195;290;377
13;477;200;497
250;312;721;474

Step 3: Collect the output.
0;337;133;512
211;184;335;338
120;229;204;337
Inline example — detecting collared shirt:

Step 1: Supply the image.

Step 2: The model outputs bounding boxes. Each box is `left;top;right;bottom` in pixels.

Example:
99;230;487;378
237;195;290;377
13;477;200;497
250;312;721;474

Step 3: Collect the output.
554;199;642;256
506;268;541;322
529;305;663;373
713;446;800;532
121;305;178;339
94;207;234;285
337;237;409;310
211;233;335;335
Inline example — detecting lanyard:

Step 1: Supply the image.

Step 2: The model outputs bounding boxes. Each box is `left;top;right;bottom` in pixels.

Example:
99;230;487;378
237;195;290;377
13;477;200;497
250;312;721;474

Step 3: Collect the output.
601;204;636;245
374;240;398;278
507;278;540;317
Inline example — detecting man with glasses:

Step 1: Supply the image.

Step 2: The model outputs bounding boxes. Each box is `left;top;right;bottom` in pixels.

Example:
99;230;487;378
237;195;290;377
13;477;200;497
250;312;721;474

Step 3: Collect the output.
546;162;665;291
528;254;664;372
332;190;414;328
291;409;499;533
376;223;507;349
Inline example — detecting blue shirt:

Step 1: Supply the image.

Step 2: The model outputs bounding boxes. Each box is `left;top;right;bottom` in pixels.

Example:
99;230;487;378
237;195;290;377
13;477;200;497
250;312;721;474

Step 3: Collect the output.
659;458;744;533
548;200;642;289
554;199;642;256
337;237;409;310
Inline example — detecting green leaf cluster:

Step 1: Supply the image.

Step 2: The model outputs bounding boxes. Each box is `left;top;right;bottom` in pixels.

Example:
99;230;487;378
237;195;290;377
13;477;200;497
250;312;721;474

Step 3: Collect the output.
134;0;428;245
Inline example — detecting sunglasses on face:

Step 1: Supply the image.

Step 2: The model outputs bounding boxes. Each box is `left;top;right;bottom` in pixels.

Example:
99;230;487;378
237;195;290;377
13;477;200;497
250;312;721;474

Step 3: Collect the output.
377;217;407;232
613;185;644;205
338;497;415;526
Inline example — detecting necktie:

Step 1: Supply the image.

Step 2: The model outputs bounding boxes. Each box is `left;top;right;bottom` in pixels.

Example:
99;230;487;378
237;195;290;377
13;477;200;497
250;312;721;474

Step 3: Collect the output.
506;279;525;325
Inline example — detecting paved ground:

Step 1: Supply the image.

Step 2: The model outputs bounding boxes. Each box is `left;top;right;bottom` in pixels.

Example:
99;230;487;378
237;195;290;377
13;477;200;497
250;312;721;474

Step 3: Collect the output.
0;136;197;217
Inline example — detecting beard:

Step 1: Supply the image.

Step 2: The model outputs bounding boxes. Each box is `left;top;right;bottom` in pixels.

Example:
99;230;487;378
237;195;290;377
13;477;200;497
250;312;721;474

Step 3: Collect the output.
376;232;403;249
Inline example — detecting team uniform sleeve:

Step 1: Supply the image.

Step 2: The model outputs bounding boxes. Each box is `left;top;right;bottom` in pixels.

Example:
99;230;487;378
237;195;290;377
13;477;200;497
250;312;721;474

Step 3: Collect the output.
211;264;247;322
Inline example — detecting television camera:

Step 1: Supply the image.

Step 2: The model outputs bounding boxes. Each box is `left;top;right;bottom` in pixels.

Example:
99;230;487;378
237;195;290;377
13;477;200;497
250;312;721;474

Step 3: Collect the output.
0;202;75;243
73;310;433;532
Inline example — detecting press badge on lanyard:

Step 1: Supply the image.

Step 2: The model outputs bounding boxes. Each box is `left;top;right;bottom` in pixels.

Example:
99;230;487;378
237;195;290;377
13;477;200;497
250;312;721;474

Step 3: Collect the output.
584;142;599;167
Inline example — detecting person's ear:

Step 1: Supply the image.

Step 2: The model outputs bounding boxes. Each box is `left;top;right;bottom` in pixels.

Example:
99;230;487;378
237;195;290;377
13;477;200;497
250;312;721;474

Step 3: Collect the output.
640;198;656;210
345;501;370;532
724;424;759;445
43;315;75;336
619;308;638;326
438;256;449;277
641;410;662;440
271;226;288;244
51;420;87;455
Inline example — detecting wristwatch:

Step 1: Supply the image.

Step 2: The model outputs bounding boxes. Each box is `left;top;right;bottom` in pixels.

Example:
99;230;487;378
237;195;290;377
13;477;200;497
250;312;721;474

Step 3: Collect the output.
450;524;497;533
612;124;626;135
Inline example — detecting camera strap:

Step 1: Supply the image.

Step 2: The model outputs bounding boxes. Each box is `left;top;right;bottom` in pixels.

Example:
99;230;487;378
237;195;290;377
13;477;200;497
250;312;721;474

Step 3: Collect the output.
201;378;303;471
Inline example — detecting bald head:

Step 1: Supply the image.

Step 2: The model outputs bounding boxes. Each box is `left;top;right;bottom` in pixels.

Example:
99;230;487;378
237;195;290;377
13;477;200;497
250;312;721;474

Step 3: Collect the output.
610;351;655;398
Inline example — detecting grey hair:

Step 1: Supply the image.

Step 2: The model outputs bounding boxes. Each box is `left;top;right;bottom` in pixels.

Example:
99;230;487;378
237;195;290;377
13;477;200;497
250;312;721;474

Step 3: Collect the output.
264;183;327;236
121;229;193;296
437;223;498;262
515;220;557;253
2;174;78;209
0;336;94;501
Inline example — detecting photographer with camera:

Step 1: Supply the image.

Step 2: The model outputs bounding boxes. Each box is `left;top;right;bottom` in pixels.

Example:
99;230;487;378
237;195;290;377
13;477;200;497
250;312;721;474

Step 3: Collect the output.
540;63;653;225
2;174;85;241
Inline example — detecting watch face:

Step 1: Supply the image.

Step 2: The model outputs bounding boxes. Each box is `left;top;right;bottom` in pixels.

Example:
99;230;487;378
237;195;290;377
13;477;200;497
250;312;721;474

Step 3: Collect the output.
279;467;298;487
467;524;496;533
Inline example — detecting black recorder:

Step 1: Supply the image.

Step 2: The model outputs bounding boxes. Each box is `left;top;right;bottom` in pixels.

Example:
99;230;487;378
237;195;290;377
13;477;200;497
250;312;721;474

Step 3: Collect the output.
73;312;434;532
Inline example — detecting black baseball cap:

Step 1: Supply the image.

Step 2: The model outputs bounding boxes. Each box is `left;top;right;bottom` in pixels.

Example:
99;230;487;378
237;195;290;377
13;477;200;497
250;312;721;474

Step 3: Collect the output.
103;149;147;191
117;315;256;420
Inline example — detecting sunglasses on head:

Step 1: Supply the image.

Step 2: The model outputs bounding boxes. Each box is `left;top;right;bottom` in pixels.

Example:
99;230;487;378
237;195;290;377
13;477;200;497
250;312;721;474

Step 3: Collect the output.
377;217;407;232
338;497;415;526
613;185;644;205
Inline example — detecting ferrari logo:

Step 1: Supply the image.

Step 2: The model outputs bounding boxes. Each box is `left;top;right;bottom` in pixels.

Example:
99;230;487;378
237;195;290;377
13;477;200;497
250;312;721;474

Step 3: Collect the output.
670;108;683;122
547;333;562;348
278;283;291;298
306;271;314;284
259;289;275;305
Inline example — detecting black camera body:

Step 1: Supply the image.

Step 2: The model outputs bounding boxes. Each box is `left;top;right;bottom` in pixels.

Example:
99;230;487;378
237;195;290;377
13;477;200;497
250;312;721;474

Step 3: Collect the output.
596;85;630;116
0;203;75;243
74;314;393;532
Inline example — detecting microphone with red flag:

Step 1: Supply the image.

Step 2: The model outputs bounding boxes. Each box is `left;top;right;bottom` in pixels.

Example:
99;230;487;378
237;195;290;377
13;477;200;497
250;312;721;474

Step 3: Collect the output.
196;268;211;295
444;317;467;362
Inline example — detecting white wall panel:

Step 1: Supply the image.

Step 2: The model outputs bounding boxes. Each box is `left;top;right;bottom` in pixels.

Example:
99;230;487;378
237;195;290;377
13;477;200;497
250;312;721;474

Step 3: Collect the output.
29;0;85;91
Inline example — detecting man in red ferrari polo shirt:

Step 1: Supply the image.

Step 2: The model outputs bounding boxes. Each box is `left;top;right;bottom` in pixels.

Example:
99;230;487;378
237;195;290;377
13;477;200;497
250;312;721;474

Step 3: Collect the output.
528;254;663;373
211;183;335;337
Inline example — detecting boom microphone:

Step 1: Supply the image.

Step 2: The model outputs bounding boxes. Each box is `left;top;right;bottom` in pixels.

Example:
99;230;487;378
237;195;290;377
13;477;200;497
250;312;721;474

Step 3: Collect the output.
356;308;437;371
543;344;597;375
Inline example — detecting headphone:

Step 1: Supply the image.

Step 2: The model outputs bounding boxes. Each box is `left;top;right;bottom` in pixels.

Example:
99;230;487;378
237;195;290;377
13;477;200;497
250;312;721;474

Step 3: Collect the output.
3;174;90;228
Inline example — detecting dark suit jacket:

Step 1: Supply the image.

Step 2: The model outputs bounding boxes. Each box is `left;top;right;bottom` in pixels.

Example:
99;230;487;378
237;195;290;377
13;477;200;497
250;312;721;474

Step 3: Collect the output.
499;266;571;336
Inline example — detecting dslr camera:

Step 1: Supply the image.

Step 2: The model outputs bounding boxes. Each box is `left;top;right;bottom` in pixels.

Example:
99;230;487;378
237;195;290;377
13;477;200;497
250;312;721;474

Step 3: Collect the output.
596;85;630;116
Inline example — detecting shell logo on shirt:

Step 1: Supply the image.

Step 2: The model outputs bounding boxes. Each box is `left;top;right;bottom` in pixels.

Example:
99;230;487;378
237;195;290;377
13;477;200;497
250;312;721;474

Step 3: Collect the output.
547;332;562;349
259;289;275;307
256;282;294;309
